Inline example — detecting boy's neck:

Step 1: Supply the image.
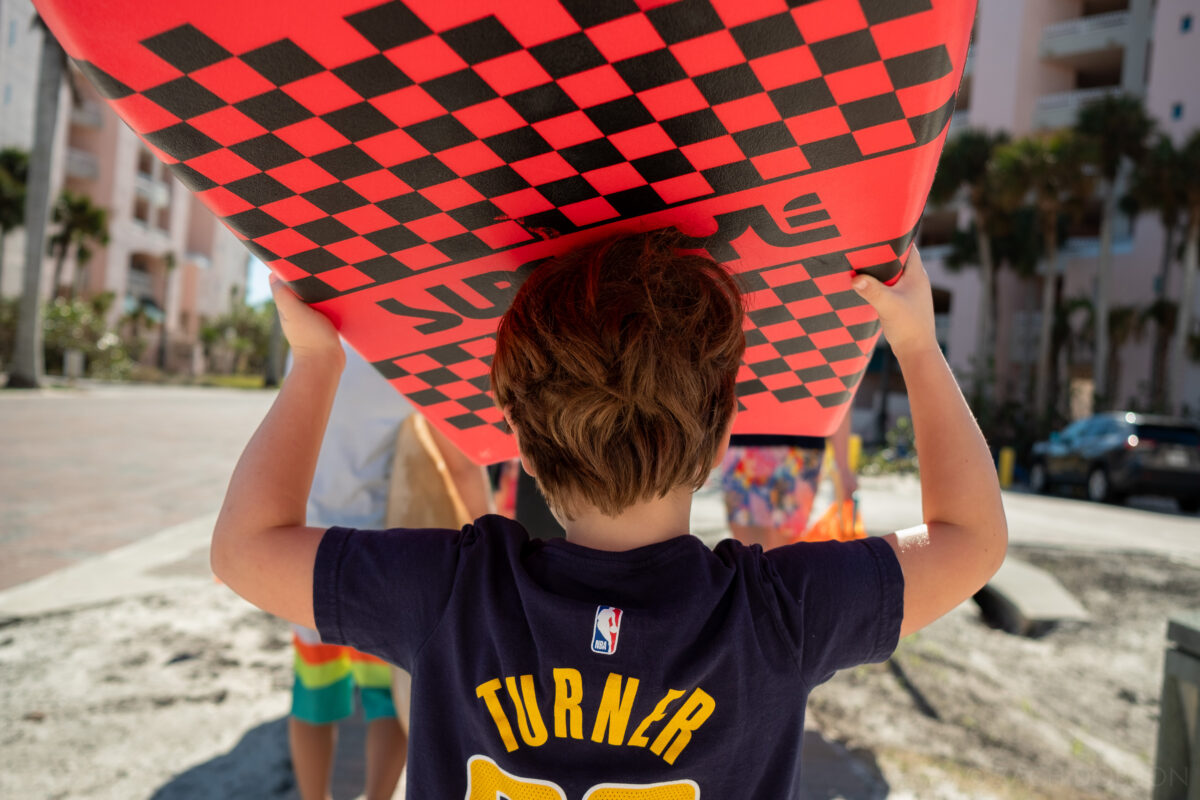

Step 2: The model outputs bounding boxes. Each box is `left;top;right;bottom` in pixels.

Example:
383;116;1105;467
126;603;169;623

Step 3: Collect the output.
561;487;695;551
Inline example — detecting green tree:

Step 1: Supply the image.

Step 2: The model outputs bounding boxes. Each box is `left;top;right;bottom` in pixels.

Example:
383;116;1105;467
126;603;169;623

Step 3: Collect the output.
1074;94;1153;410
992;132;1094;421
0;147;30;294
47;189;109;300
929;129;1011;394
1172;132;1200;416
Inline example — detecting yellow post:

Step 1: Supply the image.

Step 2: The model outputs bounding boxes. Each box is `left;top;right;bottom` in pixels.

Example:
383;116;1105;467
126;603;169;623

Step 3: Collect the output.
849;434;862;473
998;447;1015;489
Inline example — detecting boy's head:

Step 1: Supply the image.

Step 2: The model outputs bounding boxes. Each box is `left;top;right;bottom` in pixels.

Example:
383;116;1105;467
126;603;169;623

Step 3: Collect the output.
491;230;745;519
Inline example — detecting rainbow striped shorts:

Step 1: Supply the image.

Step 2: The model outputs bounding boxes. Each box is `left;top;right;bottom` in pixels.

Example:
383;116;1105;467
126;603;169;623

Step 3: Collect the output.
291;625;396;725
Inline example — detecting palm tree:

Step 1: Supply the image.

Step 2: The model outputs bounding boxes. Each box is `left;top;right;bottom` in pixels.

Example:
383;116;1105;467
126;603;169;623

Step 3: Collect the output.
6;21;66;389
992;132;1094;421
1124;135;1187;410
157;251;177;370
928;129;1011;393
0;147;30;294
1172;132;1200;416
1075;94;1153;410
47;189;109;300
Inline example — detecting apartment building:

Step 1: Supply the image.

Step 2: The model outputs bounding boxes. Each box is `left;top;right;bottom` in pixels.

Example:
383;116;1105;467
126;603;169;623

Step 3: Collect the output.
0;0;247;373
921;0;1200;415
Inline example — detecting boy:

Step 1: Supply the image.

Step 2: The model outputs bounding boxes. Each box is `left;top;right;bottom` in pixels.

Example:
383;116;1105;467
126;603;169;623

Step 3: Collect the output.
212;232;1006;796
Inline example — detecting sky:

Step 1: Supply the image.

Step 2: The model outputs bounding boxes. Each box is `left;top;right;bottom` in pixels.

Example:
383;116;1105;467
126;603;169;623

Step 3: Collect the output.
245;257;273;307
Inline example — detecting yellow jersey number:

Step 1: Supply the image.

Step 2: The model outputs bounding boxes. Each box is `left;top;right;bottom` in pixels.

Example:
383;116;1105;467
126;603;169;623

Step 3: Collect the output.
466;755;699;799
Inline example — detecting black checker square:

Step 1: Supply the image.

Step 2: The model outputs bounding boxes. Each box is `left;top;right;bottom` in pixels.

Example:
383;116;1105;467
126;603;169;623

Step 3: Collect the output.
242;240;279;263
433;232;491;260
840;93;905;130
458;393;497;412
422;69;498;112
446;411;487;430
344;1;433;51
559;0;640;28
529;33;608;79
816;389;852;409
376;192;439;223
364;224;423;252
323;102;399;141
775;335;816;356
167;162;217;192
143;123;221;161
800;134;862;171
694;64;765;106
612;50;688;93
408;387;449;406
447;200;504;230
700;160;761;194
748;305;791;327
884;46;953;90
441;17;522;64
295;217;357;246
241;39;325;86
289;247;344;273
535;175;598;206
302;183;368;215
484;127;553;163
405;116;476;153
749;357;790;378
288;275;341;304
908;96;955;144
773;385;813;403
645;0;725;44
732;122;796;157
660;108;727;147
225;208;287;238
560;138;625;172
800;311;843;334
507;83;579;125
730;14;805;60
630;150;693;183
736;378;767;398
847;321;883;341
355;254;415;283
797;363;836;382
605;185;667;218
769;78;836;117
415;366;459;387
584;96;655;136
820;342;867;362
772;279;820;303
229;133;303;171
234;90;313;129
522;208;576;235
225;172;293;205
463;165;531;197
809;30;881;74
426;342;474;365
859;0;934;25
74;61;135;100
141;24;232;73
333;55;414;98
312;145;383;180
389;155;457;188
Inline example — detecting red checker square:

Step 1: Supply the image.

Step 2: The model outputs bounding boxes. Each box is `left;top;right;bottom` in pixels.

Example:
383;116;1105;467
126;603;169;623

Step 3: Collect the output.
559;197;620;227
275;118;352;158
139;139;176;166
869;12;944;59
370;86;445;129
294;21;377;70
826;62;894;104
406;213;468;241
559;66;632;110
454;98;526;139
652;172;712;205
587;14;668;62
474;220;535;250
744;343;778;365
325;237;387;264
344;170;411;203
260;195;325;228
761;371;802;391
712;0;789;27
200;186;253;217
335;204;397;235
419;178;486;210
805;377;846;396
750;48;821;91
608;124;675;161
713;94;782;133
189;106;268;148
192;58;275;104
113;95;183;135
813;273;851;295
832;356;866;377
460;337;497;359
394;373;432;397
669;31;744;76
752;149;809;180
790;0;868;43
185;148;258;184
582;162;647;195
680;136;744;170
475;50;553;96
394;243;450;270
356;128;427;168
438;380;482;401
257;227;321;259
847;244;897;269
317;265;374;293
853;119;916;155
472;404;504;425
637;81;709;121
449;358;491;380
533;112;604;150
790;297;835;320
283;72;362;116
268;160;338;194
438;141;504;176
491;187;555;218
834;304;879;327
397;352;442;374
896;75;959;118
268;260;309;282
386;38;467;83
510;151;578;186
810;327;853;349
784;107;851;144
784;350;824;371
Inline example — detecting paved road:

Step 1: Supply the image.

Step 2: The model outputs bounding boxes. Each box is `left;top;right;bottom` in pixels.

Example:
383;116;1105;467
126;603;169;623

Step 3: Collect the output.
0;384;275;589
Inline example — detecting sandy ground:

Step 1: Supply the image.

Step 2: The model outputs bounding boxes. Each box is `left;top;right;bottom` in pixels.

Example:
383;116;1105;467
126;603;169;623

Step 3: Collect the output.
2;541;1196;799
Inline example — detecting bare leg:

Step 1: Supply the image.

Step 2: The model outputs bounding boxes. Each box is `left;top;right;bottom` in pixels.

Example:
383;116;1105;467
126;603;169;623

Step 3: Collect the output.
288;717;336;800
364;717;407;800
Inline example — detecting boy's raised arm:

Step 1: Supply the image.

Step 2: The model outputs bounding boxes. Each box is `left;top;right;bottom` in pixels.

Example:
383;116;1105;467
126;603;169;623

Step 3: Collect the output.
852;250;1008;637
210;277;344;628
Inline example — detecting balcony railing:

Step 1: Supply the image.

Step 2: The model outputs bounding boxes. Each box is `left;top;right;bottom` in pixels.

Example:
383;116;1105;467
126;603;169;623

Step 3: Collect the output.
1042;10;1131;59
70;101;104;130
65;148;100;182
1033;85;1123;128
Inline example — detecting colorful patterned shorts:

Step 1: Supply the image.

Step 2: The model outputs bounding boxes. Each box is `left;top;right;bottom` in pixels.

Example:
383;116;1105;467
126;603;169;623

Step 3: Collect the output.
720;446;825;537
291;625;396;725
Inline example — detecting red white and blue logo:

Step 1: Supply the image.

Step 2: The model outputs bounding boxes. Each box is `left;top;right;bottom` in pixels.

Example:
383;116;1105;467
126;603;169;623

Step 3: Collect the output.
591;606;622;655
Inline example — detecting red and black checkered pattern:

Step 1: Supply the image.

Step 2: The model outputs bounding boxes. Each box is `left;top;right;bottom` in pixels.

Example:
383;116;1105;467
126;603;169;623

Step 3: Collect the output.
40;0;974;462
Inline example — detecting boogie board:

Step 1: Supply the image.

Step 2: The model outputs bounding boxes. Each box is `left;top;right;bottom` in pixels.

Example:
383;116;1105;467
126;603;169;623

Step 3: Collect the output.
37;0;975;464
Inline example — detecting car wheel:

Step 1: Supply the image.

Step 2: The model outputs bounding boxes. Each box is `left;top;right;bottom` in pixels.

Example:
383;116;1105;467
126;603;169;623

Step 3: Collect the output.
1030;462;1051;494
1087;468;1114;504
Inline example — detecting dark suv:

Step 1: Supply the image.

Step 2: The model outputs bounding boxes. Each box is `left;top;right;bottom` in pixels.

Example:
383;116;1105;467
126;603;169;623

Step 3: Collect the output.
1029;413;1200;512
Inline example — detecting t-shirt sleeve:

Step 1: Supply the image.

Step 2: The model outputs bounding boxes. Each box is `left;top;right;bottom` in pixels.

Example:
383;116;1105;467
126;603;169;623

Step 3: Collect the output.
312;525;467;669
765;536;905;688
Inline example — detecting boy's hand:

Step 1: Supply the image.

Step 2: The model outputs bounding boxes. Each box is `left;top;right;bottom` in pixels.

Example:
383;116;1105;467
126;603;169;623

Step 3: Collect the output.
851;248;937;358
270;274;342;362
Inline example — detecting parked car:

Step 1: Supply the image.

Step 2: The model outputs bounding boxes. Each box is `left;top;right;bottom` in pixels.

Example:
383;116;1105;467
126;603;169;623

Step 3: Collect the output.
1029;412;1200;512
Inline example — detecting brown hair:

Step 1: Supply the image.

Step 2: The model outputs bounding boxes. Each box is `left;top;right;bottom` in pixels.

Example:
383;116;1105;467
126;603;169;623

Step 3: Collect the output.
491;230;745;518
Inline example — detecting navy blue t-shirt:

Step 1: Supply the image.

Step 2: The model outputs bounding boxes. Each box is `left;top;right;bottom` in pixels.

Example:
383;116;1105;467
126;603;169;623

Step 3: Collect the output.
314;514;903;797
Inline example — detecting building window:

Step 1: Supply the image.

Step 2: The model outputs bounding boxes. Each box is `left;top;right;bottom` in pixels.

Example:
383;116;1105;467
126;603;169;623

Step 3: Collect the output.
1172;102;1184;120
136;148;154;178
1182;15;1193;33
133;195;150;224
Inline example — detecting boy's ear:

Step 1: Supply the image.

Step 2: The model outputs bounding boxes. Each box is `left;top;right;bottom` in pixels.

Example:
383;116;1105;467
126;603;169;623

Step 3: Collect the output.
503;406;538;478
712;404;737;468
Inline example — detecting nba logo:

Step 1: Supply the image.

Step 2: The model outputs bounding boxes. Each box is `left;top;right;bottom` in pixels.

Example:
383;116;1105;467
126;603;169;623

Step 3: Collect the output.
591;605;622;655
